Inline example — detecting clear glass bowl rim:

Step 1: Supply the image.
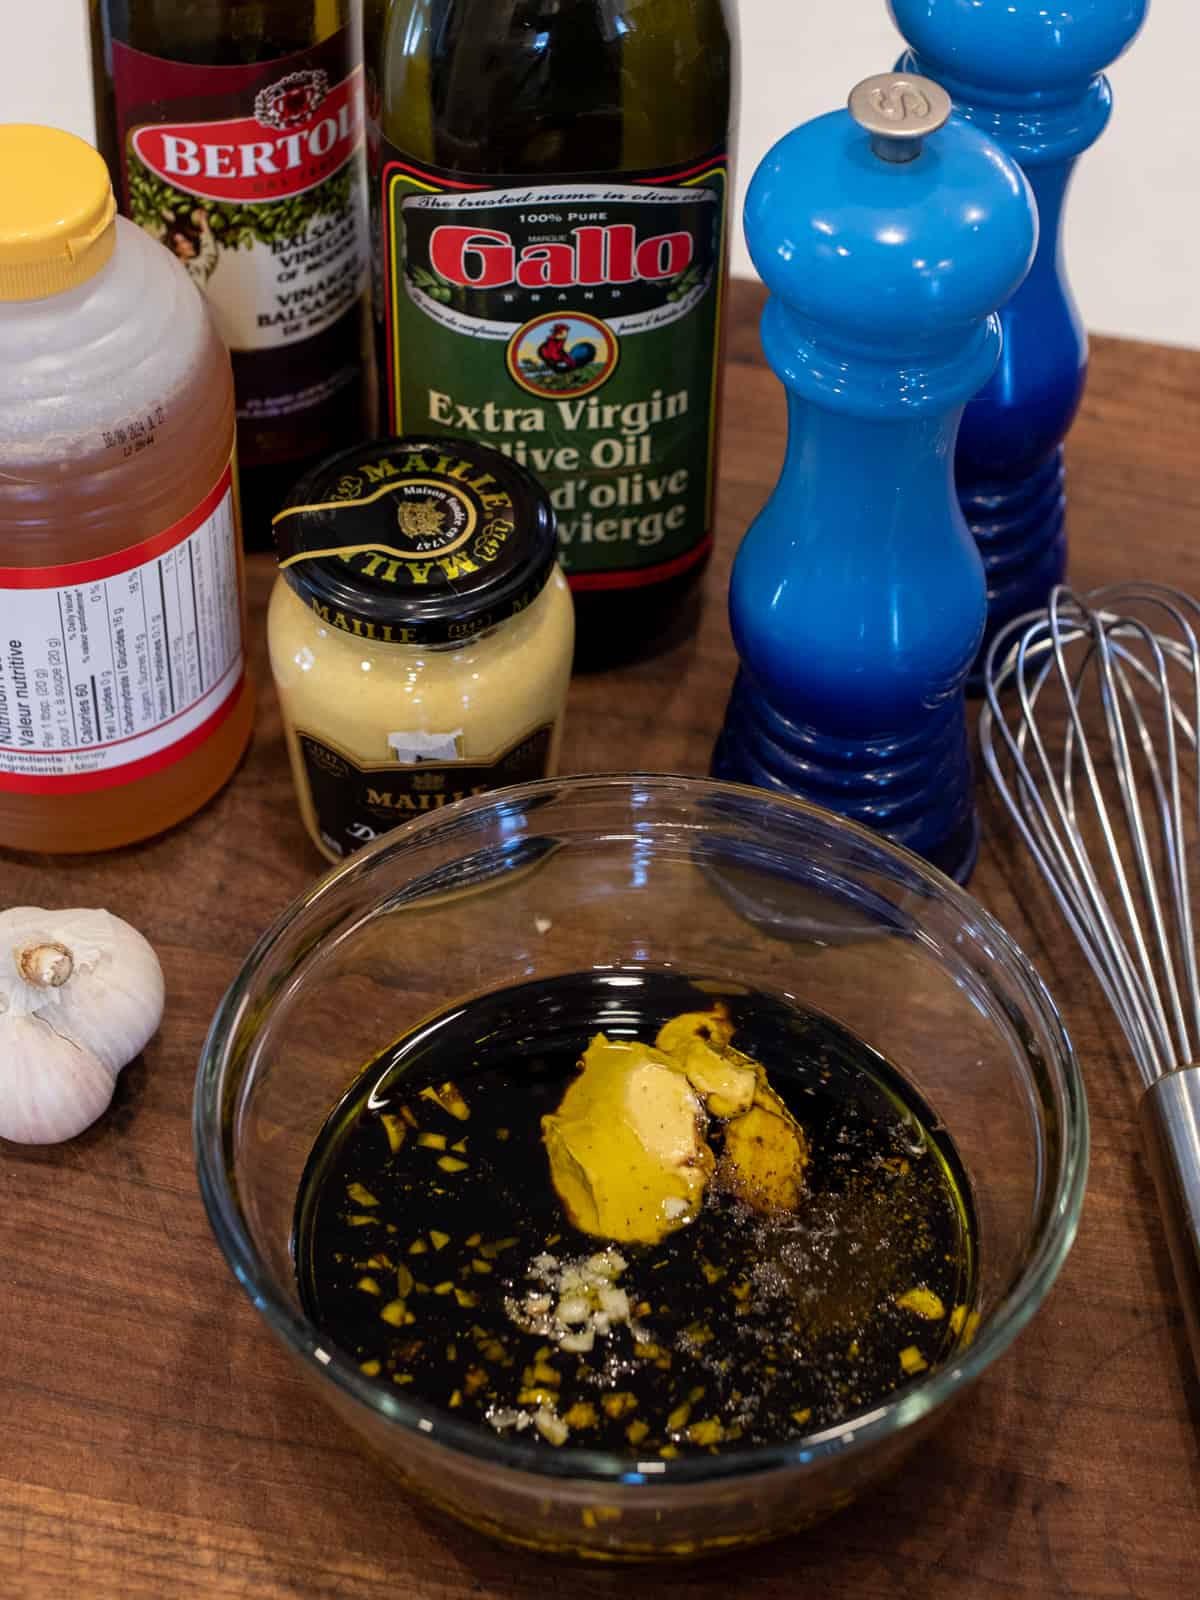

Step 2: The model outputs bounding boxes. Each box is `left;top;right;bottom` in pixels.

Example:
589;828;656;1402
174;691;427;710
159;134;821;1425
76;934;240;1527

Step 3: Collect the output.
194;773;1089;1488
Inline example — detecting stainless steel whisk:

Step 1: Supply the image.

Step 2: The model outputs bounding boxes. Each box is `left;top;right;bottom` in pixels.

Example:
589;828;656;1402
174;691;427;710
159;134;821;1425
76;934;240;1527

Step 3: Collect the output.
980;582;1200;1377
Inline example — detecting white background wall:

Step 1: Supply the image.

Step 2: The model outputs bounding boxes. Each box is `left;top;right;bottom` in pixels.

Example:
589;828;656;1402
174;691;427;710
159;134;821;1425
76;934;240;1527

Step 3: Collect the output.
6;0;1197;347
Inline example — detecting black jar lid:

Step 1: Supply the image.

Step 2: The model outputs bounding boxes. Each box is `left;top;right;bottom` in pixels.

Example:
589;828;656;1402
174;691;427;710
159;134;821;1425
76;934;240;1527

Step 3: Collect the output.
272;436;558;646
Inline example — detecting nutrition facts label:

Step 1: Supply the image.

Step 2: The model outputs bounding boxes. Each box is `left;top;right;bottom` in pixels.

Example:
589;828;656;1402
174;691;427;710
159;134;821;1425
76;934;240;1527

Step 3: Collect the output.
0;465;244;793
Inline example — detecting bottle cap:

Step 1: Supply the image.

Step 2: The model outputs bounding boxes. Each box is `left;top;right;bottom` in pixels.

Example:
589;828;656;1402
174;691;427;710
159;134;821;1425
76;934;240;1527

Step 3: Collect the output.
273;437;560;646
0;126;117;302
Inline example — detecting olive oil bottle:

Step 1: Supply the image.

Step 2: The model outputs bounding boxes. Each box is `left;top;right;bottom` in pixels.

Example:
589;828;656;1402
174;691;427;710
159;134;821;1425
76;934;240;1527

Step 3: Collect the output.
368;0;736;665
89;1;374;546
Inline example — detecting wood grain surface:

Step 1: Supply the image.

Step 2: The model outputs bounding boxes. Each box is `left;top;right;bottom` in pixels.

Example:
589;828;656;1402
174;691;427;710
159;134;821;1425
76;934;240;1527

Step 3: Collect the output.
2;280;1198;1598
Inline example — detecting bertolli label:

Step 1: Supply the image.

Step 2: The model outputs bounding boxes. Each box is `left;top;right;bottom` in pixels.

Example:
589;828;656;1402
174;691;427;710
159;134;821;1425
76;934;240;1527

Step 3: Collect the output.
130;66;361;206
111;28;368;449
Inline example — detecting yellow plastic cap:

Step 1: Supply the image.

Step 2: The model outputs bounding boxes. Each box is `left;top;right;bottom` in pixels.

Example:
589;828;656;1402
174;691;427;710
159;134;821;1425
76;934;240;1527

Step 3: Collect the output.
0;125;117;301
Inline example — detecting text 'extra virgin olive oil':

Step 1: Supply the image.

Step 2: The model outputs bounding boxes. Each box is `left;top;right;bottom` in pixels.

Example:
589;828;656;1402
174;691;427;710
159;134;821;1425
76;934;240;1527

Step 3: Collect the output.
294;970;978;1457
90;0;374;546
367;1;736;666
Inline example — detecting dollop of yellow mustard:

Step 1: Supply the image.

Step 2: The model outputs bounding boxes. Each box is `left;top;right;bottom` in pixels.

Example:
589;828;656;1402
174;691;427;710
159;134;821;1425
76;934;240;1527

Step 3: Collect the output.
542;1006;810;1246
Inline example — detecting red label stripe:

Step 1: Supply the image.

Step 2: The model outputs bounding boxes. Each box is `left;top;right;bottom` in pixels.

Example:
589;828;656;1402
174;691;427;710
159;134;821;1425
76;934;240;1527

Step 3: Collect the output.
0;673;245;794
0;463;233;590
0;658;242;758
567;534;713;593
634;156;728;186
383;158;488;193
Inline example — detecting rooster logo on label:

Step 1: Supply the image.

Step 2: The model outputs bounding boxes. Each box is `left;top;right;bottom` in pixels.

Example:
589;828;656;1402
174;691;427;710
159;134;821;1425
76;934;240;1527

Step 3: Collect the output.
506;312;619;400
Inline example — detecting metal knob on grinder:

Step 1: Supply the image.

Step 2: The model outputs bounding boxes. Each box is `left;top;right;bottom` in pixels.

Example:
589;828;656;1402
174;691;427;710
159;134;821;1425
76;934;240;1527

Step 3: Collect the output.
847;72;951;163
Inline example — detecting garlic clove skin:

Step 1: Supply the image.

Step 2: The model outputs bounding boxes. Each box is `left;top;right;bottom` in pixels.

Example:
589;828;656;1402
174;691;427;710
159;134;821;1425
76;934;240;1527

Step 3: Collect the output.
0;1015;118;1145
0;906;165;1144
0;908;102;1019
41;913;165;1075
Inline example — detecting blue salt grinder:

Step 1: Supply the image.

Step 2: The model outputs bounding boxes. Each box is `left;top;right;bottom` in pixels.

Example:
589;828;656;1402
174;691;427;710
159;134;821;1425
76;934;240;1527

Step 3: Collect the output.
892;0;1148;682
712;74;1036;885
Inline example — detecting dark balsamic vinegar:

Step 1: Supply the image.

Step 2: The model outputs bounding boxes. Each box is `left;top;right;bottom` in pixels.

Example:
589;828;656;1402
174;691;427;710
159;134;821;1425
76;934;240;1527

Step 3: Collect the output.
294;969;977;1455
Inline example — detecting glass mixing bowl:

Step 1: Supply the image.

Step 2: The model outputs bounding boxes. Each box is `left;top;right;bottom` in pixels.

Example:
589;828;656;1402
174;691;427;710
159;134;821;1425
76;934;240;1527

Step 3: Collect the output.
194;775;1087;1561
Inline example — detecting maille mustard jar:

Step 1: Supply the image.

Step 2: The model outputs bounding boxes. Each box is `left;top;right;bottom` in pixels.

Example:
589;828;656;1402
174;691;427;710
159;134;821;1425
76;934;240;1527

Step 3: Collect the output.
268;436;574;861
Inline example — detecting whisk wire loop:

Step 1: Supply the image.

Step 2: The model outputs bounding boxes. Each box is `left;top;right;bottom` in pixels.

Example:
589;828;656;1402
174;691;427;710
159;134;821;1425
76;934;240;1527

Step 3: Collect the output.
981;585;1200;1091
984;582;1200;1382
1099;588;1200;1060
1091;615;1190;1069
985;625;1161;1085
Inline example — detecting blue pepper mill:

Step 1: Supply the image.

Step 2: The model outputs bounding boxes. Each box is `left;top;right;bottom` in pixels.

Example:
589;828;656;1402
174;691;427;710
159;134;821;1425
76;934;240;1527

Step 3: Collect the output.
892;0;1148;681
712;74;1036;885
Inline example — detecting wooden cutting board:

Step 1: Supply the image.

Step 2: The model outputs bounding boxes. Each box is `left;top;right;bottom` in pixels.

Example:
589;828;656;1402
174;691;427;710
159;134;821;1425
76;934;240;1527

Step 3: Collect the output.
2;280;1198;1598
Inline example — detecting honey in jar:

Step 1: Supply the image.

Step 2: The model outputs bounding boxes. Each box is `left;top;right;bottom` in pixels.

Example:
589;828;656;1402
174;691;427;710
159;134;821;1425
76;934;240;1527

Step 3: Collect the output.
0;126;253;852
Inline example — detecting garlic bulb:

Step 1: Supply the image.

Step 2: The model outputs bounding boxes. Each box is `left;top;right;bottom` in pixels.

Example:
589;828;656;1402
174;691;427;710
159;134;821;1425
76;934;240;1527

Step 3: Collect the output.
0;907;164;1145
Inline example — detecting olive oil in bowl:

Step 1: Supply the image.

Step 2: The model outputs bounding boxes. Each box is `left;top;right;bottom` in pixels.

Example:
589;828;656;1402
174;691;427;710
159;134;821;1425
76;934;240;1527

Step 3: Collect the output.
293;969;977;1457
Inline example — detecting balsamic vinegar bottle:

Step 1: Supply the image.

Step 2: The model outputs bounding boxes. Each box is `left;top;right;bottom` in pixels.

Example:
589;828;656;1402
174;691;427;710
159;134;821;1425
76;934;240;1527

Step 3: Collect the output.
90;0;374;547
367;0;736;667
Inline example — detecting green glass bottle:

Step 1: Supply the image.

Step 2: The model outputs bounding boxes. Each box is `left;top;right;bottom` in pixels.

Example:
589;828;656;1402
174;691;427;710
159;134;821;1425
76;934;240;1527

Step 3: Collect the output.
90;0;374;546
369;0;736;665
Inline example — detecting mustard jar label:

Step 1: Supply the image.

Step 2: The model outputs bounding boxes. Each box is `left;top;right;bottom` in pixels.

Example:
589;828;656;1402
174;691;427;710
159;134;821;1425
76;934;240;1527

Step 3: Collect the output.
297;725;554;857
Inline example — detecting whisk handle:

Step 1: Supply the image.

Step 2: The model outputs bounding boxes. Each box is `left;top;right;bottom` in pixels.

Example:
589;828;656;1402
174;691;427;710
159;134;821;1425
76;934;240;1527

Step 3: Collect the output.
1138;1068;1200;1380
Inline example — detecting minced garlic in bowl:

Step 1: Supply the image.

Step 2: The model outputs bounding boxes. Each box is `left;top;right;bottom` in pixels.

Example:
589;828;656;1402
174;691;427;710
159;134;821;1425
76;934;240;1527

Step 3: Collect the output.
268;436;574;862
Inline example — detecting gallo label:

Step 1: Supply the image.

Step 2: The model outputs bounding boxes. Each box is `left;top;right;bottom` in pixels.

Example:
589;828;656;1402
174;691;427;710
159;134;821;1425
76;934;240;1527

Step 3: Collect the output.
426;223;694;290
379;154;727;589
